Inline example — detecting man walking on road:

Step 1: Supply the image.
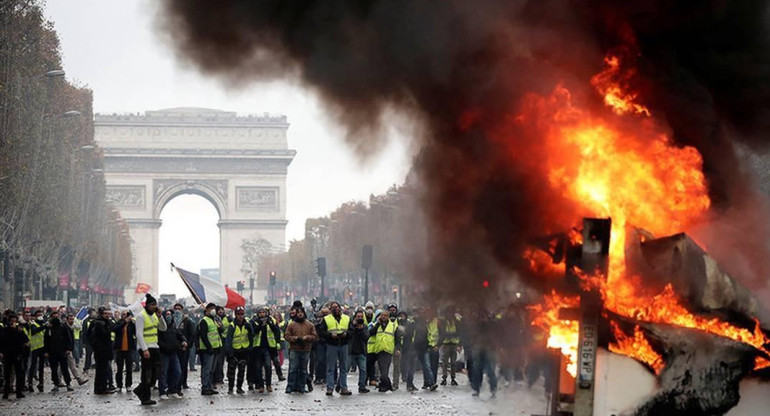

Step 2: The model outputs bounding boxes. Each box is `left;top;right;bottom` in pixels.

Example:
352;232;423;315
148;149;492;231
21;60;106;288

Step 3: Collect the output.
133;294;166;405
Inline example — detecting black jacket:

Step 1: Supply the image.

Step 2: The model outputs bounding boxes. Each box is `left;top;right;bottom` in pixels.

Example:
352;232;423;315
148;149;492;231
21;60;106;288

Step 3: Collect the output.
111;320;137;351
179;316;197;347
159;317;187;354
0;323;30;358
411;317;429;352
44;319;73;356
349;320;369;355
88;317;114;360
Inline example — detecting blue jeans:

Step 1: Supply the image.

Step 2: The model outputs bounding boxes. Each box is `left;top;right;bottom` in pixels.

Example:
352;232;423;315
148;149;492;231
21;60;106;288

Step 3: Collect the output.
470;349;498;393
351;354;367;390
159;351;181;395
417;351;435;387
325;344;348;391
199;351;215;391
188;345;196;370
286;350;309;393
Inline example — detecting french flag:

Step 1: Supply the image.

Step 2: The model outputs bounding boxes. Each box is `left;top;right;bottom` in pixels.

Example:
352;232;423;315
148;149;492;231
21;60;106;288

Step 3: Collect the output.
174;264;246;309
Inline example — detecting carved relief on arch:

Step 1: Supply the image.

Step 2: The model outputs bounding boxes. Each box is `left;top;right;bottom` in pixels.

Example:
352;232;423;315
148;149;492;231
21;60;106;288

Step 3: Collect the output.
152;179;228;218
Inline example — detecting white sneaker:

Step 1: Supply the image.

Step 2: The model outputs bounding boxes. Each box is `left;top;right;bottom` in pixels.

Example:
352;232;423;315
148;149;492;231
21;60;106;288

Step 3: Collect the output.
174;392;184;399
159;394;170;400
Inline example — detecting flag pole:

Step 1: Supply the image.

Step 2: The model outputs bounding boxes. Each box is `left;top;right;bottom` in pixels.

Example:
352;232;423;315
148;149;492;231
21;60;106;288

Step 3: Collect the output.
173;263;204;305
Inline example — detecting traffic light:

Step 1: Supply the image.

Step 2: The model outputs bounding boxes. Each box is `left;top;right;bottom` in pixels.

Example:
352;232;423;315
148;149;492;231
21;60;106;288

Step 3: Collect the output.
316;257;326;277
269;271;276;286
482;280;490;288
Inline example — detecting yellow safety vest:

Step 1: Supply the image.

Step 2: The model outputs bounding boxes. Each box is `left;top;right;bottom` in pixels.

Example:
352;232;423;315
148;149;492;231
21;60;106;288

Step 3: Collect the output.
199;316;222;350
323;314;350;335
30;322;44;351
232;323;250;350
141;310;159;346
443;320;459;345
74;325;81;341
110;320;116;342
373;320;398;354
252;321;277;349
271;317;282;347
427;318;439;348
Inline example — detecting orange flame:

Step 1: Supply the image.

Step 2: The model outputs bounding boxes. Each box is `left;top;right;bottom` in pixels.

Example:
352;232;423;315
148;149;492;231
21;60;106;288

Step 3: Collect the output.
756;356;770;371
591;54;650;116
609;322;664;375
529;292;580;376
524;49;769;376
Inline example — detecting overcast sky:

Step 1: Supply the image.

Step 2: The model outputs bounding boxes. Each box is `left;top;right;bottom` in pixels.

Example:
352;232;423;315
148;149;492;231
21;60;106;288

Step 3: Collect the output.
44;0;412;296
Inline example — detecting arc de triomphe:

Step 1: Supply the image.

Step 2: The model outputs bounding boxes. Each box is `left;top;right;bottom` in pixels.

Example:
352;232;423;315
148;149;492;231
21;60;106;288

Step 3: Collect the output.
94;108;295;300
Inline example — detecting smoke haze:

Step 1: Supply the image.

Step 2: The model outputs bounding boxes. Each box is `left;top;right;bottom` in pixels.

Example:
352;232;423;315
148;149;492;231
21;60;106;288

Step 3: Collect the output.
159;0;770;301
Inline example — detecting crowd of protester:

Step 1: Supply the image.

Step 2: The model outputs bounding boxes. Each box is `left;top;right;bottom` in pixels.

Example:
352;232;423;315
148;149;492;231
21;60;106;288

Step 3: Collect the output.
0;294;551;404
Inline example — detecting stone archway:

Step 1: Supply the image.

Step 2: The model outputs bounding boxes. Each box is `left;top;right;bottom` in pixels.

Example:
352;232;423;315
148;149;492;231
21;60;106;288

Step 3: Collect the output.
95;108;294;299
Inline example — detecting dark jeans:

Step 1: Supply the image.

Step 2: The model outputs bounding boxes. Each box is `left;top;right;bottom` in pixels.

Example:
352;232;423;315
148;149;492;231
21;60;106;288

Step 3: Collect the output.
199;351;215;391
325;344;348;391
178;349;189;387
49;354;71;387
114;350;133;388
227;349;249;390
269;348;283;379
159;351;181;395
366;352;377;382
286;350;309;393
249;348;272;388
376;352;393;391
417;350;436;387
214;349;226;384
27;349;44;387
134;349;161;401
429;348;439;383
312;343;326;382
2;357;24;396
402;350;416;388
84;343;93;371
351;354;367;389
93;353;111;393
470;349;498;393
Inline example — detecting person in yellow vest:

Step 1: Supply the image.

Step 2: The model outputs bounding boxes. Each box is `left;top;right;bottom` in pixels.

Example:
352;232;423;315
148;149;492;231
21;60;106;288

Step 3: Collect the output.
439;307;462;386
198;303;223;395
214;306;229;387
318;301;353;396
369;310;400;392
26;309;46;392
225;306;252;394
249;306;280;393
269;312;285;382
426;308;440;383
133;294;167;405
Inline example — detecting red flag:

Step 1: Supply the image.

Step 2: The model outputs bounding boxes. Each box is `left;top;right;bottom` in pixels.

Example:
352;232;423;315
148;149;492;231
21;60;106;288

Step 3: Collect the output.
135;282;152;294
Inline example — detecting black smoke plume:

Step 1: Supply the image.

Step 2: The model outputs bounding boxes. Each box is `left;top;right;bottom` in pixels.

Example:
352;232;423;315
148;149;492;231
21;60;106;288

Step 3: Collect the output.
159;0;770;301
